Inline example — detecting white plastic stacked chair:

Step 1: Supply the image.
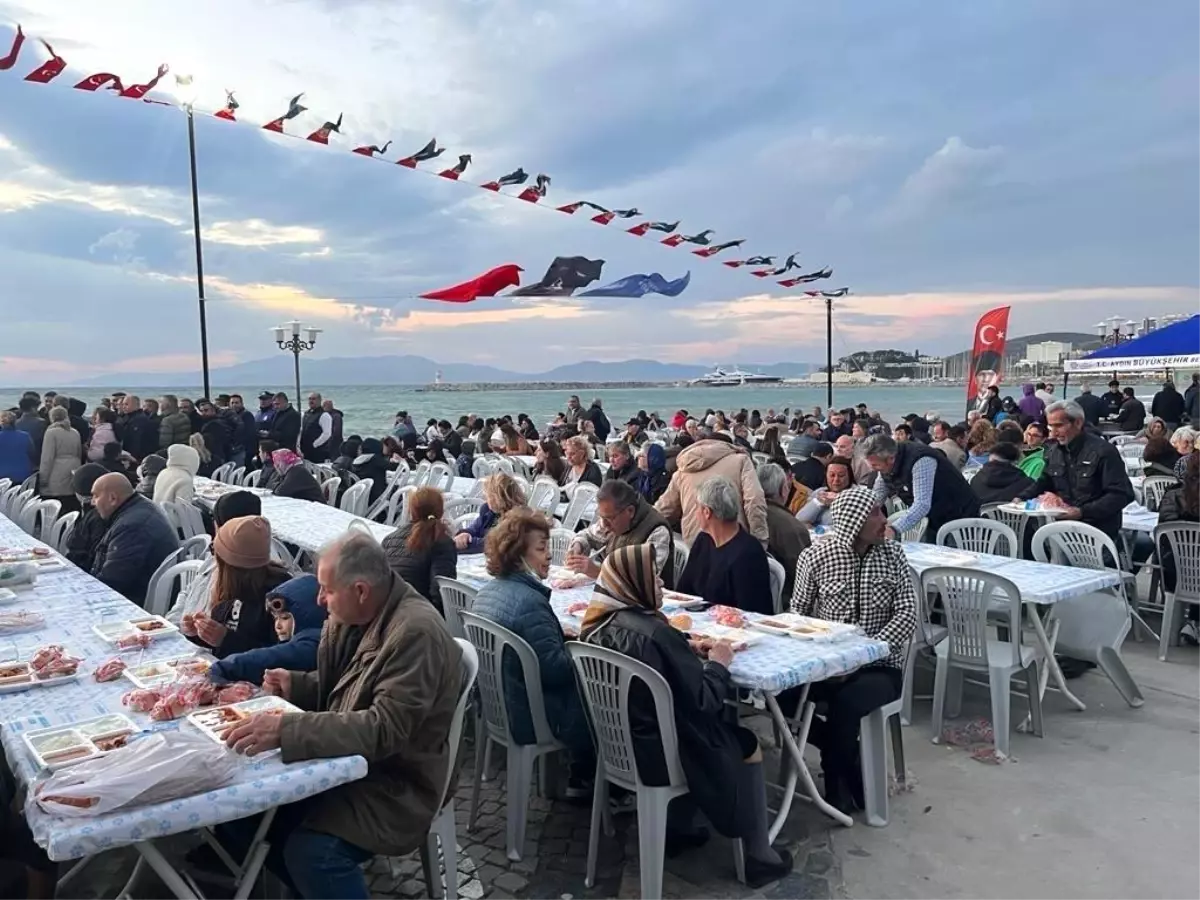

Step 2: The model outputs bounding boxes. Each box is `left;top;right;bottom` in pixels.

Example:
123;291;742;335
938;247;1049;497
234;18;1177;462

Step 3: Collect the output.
1141;475;1178;512
18;499;60;542
146;557;204;616
980;503;1033;559
229;466;246;485
887;511;928;544
548;528;576;566
568;642;746;897
338;479;373;518
211;461;237;484
510;457;535;482
428;462;452;492
241;468;263;488
936;518;1019;559
411;461;434;488
381;485;418;528
48;510;78;554
320;476;342;506
460;610;566;862
1149;522;1200;662
471;457;494;479
443;497;484;523
526;477;561;517
921;567;1043;758
560;482;599;531
20;474;37;492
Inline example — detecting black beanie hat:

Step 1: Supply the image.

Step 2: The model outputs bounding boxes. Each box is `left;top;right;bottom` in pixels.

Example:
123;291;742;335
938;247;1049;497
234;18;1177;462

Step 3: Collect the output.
213;490;263;527
71;463;108;496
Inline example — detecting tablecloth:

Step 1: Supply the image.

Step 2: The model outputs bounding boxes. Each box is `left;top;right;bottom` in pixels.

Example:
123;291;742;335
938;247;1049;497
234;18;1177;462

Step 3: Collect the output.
453;555;890;694
1122;504;1160;535
0;513;367;861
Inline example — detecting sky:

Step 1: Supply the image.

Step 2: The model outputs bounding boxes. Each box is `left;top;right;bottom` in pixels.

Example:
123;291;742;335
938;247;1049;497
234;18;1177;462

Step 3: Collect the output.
0;0;1196;384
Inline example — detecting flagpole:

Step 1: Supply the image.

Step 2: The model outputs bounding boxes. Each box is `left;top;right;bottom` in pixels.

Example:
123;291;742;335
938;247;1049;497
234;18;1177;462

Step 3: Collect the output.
825;295;833;408
186;106;212;399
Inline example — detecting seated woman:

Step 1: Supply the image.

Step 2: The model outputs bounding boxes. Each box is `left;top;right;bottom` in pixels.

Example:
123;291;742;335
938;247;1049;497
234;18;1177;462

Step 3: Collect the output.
1170;428;1196;479
635;443;671;504
1158;452;1199;644
1136;416;1172;443
965;419;996;467
348;438;392;508
423;439;450;465
759;426;790;470
535;440;568;485
453;471;526;554
564;436;603;487
796;456;855;528
270;449;324;503
191;430;222;479
675;476;773;614
471;509;593;776
580;544;793;886
182;515;292;658
167;490;263;624
1142;436;1181;479
497;422;532;456
382;487;458;612
209;574;326;685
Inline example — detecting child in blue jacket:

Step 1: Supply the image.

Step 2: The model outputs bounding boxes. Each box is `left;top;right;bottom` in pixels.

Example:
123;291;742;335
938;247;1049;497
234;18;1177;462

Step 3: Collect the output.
208;574;326;685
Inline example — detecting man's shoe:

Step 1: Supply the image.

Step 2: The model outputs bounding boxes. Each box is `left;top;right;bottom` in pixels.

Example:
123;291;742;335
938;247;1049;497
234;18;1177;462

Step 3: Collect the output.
1181;620;1199;646
744;847;794;889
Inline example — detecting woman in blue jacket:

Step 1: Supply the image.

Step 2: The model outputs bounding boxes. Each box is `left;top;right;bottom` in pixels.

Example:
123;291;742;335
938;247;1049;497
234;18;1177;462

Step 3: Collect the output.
452;472;527;554
208;574;327;685
0;411;34;486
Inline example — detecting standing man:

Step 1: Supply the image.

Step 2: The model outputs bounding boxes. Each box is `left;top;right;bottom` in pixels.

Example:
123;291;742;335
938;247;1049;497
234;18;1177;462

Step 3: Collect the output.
1185;373;1200;424
119;395;158;463
300;393;334;463
322;399;344;459
1074;383;1104;427
583;398;611;442
40;391;57;419
158;395;192;450
230;394;259;468
268;392;302;451
1034;381;1055;405
862;433;980;541
1102;379;1124;420
15;397;46;460
564;395;582;428
1150;380;1185;431
255;391;277;437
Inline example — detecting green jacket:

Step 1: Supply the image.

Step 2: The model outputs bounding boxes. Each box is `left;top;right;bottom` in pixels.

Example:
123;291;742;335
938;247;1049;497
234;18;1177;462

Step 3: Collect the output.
1019;447;1046;480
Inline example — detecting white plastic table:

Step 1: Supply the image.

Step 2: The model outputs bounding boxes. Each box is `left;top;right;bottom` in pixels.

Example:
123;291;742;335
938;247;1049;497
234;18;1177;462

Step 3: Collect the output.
454;554;891;831
0;512;367;896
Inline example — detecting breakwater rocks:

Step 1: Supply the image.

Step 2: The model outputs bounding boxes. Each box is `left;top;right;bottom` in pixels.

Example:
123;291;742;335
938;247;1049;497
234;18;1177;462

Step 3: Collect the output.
414;381;670;392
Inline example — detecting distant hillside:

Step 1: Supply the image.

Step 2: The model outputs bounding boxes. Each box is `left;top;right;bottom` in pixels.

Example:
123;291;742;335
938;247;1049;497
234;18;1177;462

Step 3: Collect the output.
942;331;1100;371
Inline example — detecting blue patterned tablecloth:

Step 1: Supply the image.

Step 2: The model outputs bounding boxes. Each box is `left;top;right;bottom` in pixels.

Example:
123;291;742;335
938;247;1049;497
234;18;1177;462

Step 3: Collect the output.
454;555;891;694
1121;504;1159;535
0;514;367;862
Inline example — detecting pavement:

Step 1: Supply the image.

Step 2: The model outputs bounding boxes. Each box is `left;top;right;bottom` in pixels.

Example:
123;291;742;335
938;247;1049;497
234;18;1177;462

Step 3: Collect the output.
2;635;1196;899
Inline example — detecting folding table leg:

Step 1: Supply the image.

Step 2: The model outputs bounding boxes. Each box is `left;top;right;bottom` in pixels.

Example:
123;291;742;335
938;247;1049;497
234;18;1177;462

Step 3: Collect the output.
763;690;853;832
135;841;203;899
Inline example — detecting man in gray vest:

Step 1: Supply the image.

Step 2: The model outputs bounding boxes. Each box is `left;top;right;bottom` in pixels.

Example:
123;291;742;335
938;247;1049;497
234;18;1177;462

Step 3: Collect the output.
565;479;676;587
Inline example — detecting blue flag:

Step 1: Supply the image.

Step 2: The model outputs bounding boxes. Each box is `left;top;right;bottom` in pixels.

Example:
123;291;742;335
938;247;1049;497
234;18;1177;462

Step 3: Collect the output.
579;271;690;298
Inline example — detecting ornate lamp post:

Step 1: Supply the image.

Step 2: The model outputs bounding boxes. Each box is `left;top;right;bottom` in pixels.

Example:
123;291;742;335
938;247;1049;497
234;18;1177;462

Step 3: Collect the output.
274;321;322;410
1094;316;1136;347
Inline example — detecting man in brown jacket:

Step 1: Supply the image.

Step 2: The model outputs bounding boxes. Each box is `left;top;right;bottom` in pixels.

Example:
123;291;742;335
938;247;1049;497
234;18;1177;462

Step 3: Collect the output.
225;531;462;899
656;438;769;546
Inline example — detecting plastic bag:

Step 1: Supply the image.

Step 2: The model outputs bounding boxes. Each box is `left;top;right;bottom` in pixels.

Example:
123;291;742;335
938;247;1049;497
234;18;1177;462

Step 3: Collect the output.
33;731;237;817
0;563;37;588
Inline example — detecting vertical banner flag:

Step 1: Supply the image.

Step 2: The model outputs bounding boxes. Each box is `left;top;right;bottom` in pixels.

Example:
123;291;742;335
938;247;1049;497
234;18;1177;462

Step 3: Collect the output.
965;305;1011;415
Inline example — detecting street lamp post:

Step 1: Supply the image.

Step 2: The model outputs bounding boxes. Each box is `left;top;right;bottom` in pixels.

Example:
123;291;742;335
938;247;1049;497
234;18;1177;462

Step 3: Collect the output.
1094;316;1137;347
274;321;322;411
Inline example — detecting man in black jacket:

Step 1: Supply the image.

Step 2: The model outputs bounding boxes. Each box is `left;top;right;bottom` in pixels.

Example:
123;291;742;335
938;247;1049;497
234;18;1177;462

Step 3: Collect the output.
1102;380;1124;419
65;464;110;571
268;392;302;450
1150;380;1186;430
90;473;180;605
584;398;611;442
863;433;980;540
229;394;259;467
1114;388;1147;433
1074;383;1105;427
299;392;334;463
1017;400;1134;541
1185;373;1200;424
119;395;158;463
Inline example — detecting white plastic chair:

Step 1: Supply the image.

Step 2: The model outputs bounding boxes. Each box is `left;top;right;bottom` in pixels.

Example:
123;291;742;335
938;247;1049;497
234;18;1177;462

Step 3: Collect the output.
766;555;786;614
419;639;479;900
980;503;1032;559
672;539;690;581
412;461;433;488
306;463;334;485
471;457;494;479
1030;524;1143;707
435;577;478;641
146;559;203;617
179;534;211;561
384;485;418;528
460;610;566;862
271;537;302;574
241;468;263;488
568;642;746;897
48;510;78;555
899;567;948;727
922;567;1043;758
20;474;37;492
19;499;60;542
560;482;599;531
1141;475;1178;512
339;480;373;518
884;496;908;516
10;489;36;525
229;466;246;485
427;462;453;492
1151;522;1200;662
444;497;485;523
887;511;928;544
0;484;20;517
548;528;576;566
174;500;207;539
211;461;237;484
320;476;342;506
527;477;561;517
936;517;1019;558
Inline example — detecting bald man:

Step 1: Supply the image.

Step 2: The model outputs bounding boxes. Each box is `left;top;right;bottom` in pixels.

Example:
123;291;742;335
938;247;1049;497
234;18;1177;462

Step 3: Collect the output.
90;473;179;605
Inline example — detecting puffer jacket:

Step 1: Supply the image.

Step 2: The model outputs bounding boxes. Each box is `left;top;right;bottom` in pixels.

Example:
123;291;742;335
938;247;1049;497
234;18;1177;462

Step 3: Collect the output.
91;494;180;606
153;444;200;504
158;411;192;450
654;440;768;546
210;575;327;684
38;420;81;498
382;524;457;611
87;423;119;463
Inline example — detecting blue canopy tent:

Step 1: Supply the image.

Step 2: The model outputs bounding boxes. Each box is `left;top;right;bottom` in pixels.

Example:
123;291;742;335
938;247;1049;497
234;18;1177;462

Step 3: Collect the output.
1064;314;1200;374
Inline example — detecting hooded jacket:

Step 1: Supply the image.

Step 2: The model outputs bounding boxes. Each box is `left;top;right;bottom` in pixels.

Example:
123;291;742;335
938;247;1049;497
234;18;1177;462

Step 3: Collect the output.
210;575;327;684
970;460;1036;506
0;425;34;485
87;422;119;463
1017;384;1045;421
790;486;917;669
136;454;167;498
654;440;768;546
153;443;200;504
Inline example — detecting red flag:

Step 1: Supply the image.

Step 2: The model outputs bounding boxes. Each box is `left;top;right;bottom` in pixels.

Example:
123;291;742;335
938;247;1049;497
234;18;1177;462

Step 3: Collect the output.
119;63;169;99
24;40;65;83
214;90;239;121
965;305;1012;413
74;73;125;92
306;113;343;144
591;210;615;225
352;141;390;157
419;264;523;303
0;25;26;71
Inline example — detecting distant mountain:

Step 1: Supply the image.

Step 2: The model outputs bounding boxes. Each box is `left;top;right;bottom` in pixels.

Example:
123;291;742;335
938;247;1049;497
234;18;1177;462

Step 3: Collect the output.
77;355;820;387
942;331;1100;370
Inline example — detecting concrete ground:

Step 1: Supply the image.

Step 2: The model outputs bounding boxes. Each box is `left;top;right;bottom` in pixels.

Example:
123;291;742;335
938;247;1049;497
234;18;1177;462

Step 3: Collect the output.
2;638;1195;899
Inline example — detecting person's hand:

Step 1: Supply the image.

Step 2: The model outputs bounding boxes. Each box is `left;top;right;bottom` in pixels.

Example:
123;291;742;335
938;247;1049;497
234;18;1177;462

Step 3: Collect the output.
453;533;471;550
262;668;291;699
561;623;579;639
885;525;898;541
816;489;833;506
224;711;284;756
688;637;713;658
180;613;197;638
707;640;735;668
1061;506;1083;520
564;552;600;579
194;614;227;648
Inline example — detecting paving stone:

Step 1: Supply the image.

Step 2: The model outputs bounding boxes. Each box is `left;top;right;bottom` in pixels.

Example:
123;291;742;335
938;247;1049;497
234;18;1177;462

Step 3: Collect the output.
802;849;835;876
764;870;833;899
492;871;530;893
459;877;487;899
484;848;512;866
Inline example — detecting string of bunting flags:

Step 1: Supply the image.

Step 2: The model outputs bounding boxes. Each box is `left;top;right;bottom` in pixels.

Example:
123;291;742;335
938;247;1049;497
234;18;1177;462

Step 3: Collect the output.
1;23;848;297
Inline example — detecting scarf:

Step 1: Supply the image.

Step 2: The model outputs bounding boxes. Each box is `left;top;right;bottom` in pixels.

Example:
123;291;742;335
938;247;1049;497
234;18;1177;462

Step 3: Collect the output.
272;448;301;473
579;543;666;640
636;443;666;499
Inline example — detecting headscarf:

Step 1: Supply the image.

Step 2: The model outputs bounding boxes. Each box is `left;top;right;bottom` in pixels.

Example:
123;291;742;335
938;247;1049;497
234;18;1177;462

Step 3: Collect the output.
636;443;666;500
271;448;301;473
579;544;665;640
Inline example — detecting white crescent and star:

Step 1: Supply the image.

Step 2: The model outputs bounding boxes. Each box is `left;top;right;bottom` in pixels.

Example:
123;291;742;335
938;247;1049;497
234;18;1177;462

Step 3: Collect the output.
978;324;1006;345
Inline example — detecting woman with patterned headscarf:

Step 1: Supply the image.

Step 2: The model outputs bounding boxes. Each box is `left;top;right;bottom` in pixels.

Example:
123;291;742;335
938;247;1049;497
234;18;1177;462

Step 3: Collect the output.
270;448;324;503
580;545;792;888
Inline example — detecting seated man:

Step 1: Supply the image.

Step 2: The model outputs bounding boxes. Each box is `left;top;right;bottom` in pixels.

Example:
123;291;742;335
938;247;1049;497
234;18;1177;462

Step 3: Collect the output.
566;479;675;585
791;486;917;812
756;462;811;600
223;532;462;899
89;473;180;606
65;463;111;572
676;476;773;614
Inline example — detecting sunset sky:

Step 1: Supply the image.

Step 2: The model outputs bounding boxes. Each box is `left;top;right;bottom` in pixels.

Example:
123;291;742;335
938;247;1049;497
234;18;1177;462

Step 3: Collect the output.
0;0;1196;383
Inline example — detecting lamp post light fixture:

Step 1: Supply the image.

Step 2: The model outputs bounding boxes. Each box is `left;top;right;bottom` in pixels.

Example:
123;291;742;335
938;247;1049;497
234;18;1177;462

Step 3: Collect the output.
1094;316;1136;347
274;320;322;411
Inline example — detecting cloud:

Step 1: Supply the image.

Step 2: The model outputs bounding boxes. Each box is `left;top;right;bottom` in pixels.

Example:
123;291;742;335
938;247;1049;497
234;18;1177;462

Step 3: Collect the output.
201;219;324;247
877;136;1004;225
87;227;144;267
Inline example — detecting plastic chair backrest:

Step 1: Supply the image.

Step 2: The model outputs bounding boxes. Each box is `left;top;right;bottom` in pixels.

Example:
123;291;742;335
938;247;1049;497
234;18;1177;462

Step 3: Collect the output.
672;542;690;580
412;461;433;488
146;558;203;616
307;463;333;485
271;537;301;572
1031;521;1120;576
1119;442;1145;459
242;468;263;488
548;528;575;566
568;642;686;791
49;510;78;554
460;609;556;747
435;639;479;810
888;512;928;543
1141;475;1177;512
0;478;11;501
471;457;493;479
346;519;376;539
921;566;1023;668
320;476;342;506
179;534;211;561
884;496;908;516
435;576;478;639
339;480;373;517
561;482;598;531
443;497;483;522
936;517;1019;559
528;477;561;515
157;501;183;538
21;499;60;540
427;462;451;491
229;466;246;486
390;485;419;527
491;457;516;476
211;462;237;484
19;474;37;492
1154;522;1200;601
11;489;36;522
961;467;981;483
174;500;207;539
766;555;786;614
980;503;1030;552
365;477;401;522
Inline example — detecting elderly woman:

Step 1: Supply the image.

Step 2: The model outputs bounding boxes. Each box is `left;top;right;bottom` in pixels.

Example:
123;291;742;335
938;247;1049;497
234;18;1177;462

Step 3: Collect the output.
270;449;324;503
39;406;82;512
1137;416;1172;443
564;435;603;487
675;476;773;614
453;472;526;554
471;508;593;782
1169;427;1196;479
796;456;855;528
382;487;457;612
1142;436;1181;479
580;544;793;886
87;406;120;463
635;443;671;503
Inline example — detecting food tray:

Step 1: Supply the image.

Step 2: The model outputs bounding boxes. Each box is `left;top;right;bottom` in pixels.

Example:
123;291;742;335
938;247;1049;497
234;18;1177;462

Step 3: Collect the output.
23;713;138;770
0;650;83;694
0;588;18;606
92;615;179;644
661;590;708;611
748;613;862;642
186;694;301;748
906;546;981;567
0;547;53;564
122;655;211;690
684;622;764;649
998;502;1069;518
546;566;594;589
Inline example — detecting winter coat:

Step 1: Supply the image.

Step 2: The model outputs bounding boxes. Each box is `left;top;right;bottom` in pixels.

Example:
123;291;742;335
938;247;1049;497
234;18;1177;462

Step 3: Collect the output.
158;411;192;450
120;410;158;462
153;444;200;504
1015;384;1044;421
0;426;34;486
210;574;327;684
1075;392;1105;426
351;455;391;506
87;423;119;462
90;494;180;606
676;528;774;615
136;455;167;498
1151;386;1186;425
65;504;108;572
584;403;611;442
382;524;458;611
765;498;811;601
654;441;769;546
583;607;760;839
455;502;500;554
930;438;967;469
274;465;324;503
1186;381;1199;423
268;405;302;450
38;420;81;498
280;573;461;857
970;460;1036;506
1116;397;1147;433
1017;430;1135;540
471;571;587;748
15;412;45;460
201;564;293;659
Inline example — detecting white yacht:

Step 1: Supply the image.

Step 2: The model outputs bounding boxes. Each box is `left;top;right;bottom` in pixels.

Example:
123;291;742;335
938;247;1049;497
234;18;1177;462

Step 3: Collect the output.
689;366;783;387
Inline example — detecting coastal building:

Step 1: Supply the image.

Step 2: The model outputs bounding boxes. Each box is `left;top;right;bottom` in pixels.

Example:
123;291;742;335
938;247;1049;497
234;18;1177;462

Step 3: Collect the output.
916;355;945;379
